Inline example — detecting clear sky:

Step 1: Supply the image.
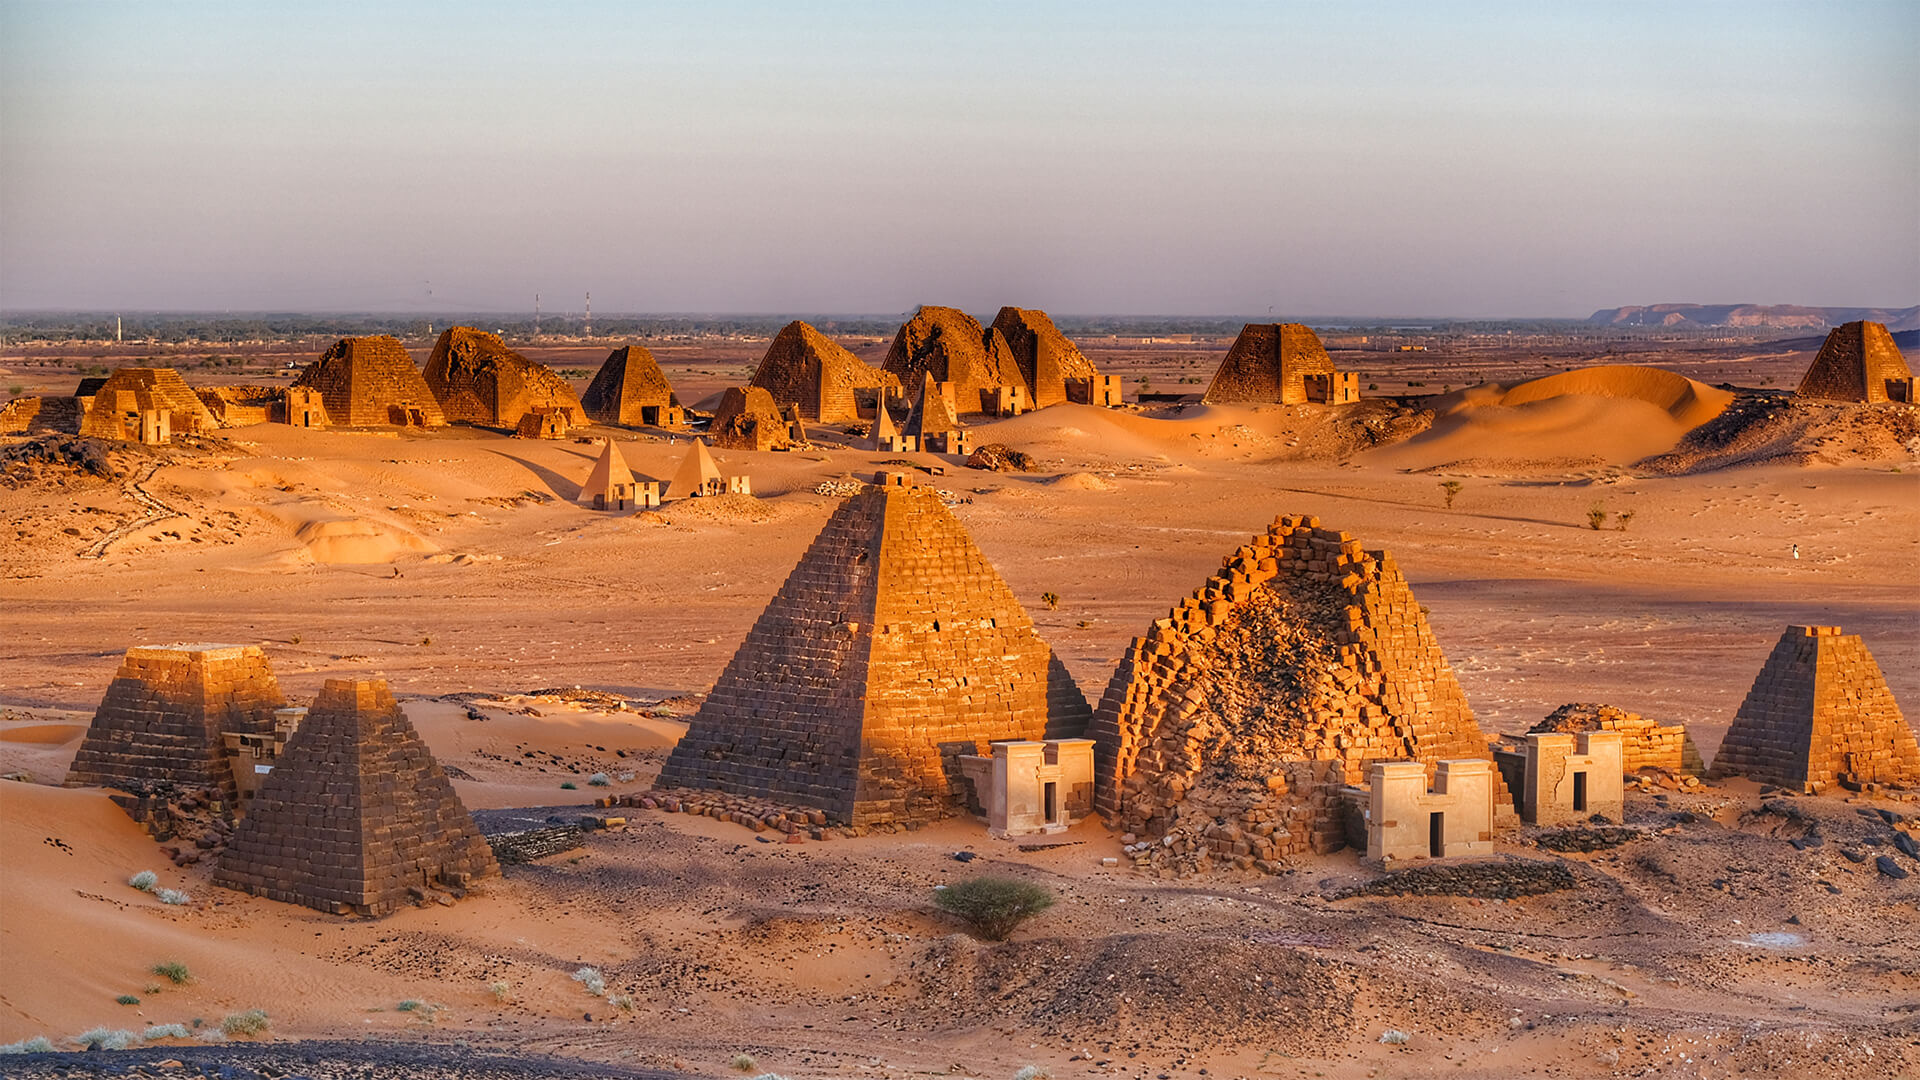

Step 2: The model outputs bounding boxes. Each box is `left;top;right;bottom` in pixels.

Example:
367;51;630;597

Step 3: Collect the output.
1;0;1914;316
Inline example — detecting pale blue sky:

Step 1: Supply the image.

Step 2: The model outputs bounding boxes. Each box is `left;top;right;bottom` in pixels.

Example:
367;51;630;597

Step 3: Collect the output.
1;0;1914;315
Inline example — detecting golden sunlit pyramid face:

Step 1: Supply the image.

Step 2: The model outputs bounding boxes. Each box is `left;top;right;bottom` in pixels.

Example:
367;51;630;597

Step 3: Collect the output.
656;483;1090;825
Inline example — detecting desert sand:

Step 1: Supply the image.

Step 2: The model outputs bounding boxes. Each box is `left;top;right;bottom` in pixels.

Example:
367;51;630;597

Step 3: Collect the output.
2;336;1917;1078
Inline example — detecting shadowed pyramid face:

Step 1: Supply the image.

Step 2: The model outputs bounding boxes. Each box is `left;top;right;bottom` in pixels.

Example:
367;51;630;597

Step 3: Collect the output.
1202;323;1336;405
656;484;1090;825
1796;321;1914;403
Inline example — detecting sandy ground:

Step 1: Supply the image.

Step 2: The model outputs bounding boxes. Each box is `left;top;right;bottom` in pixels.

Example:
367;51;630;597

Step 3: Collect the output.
2;337;1918;1077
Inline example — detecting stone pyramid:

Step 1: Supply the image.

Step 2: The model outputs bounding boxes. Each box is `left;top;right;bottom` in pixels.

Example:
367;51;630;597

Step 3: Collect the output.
1711;625;1918;792
1202;323;1337;405
883;307;1022;414
293;337;447;427
905;372;961;439
1795;321;1914;403
582;344;677;425
668;438;722;497
750;320;894;424
1086;515;1506;867
710;386;797;451
213;678;498;916
655;482;1092;825
77;368;217;439
67;644;286;809
869;394;905;449
424;326;585;429
991;307;1099;409
580;439;636;507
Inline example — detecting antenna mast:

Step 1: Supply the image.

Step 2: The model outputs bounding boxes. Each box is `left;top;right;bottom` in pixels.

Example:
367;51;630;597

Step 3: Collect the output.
534;293;541;337
585;292;591;339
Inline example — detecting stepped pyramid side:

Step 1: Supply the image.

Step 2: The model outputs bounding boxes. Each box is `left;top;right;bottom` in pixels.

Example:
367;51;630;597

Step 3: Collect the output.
656;485;1090;824
750;321;892;424
425;327;584;428
214;678;497;915
1796;321;1914;403
1087;515;1501;862
582;344;677;425
883;307;1021;413
1202;323;1335;405
78;368;217;438
66;645;284;807
1711;625;1918;791
293;336;446;427
991;307;1099;409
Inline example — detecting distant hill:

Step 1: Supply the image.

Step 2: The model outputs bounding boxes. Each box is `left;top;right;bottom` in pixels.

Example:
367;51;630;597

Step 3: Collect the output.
1588;303;1920;332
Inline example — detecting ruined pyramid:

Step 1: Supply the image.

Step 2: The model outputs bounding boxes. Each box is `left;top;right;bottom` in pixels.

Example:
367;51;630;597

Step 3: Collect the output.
668;438;722;497
77;368;217;439
213;678;498;916
1795;321;1915;403
991;307;1100;409
1711;625;1918;792
580;439;637;508
655;481;1092;825
66;644;286;809
424;327;585;429
1202;323;1337;405
883;307;1022;414
709;386;798;451
1086;515;1505;867
293;336;446;427
582;344;678;425
750;320;894;424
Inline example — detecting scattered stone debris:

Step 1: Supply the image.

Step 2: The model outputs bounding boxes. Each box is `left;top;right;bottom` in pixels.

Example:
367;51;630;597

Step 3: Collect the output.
486;824;586;864
965;443;1036;472
0;435;126;484
521;687;638;712
1533;825;1645;852
1330;857;1578;900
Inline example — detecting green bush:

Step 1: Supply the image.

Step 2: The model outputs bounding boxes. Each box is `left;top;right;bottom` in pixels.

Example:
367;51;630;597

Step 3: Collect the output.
220;1009;270;1037
116;994;140;1005
152;961;191;984
932;876;1055;941
128;870;158;892
142;1024;190;1040
70;1028;135;1050
0;1036;56;1054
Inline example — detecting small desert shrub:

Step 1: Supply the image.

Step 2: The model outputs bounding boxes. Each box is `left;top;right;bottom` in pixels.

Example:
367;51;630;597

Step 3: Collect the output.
572;966;606;996
220;1009;270;1037
749;1075;791;1080
1439;480;1462;508
397;999;425;1012
588;772;610;787
70;1027;136;1050
731;1053;758;1072
1586;504;1608;530
932;876;1055;941
156;888;191;905
560;781;578;790
0;1035;56;1053
489;980;512;1002
129;870;158;892
194;1029;227;1042
8;385;23;396
153;961;191;984
116;994;141;1005
1616;510;1635;531
1013;1067;1052;1080
1380;1029;1410;1045
142;1024;190;1040
608;993;634;1011
1039;591;1059;611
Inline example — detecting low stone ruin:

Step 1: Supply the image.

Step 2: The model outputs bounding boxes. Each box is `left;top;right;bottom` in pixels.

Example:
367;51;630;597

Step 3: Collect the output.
655;478;1090;826
195;386;279;426
1202;324;1348;406
1712;624;1918;793
513;405;576;439
77;368;216;442
1796;321;1915;404
424;326;584;430
1528;702;1703;776
1352;759;1496;867
957;738;1096;838
709;386;803;451
1499;731;1625;826
1089;515;1510;876
292;336;446;427
214;678;498;916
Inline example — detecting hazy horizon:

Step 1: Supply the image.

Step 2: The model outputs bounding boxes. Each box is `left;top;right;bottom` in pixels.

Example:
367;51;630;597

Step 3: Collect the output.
3;1;1915;317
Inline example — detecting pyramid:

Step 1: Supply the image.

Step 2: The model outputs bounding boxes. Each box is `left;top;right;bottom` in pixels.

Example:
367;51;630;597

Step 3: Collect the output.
655;482;1092;824
883;307;1022;414
292;337;447;427
214;678;497;915
750;320;895;424
869;394;905;450
77;368;217;439
582;344;678;425
66;644;285;809
1710;625;1918;792
1086;515;1506;865
424;326;585;429
580;439;637;508
991;307;1099;409
904;372;961;440
1795;321;1915;403
709;386;798;451
668;438;723;497
1202;323;1337;405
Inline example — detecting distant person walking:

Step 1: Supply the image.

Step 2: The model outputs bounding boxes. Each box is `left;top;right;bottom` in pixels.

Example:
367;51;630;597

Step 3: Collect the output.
1792;544;1799;560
